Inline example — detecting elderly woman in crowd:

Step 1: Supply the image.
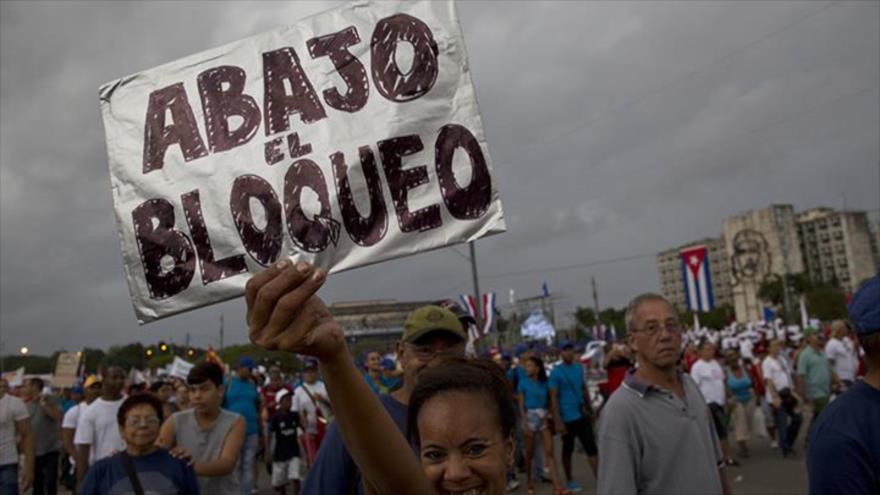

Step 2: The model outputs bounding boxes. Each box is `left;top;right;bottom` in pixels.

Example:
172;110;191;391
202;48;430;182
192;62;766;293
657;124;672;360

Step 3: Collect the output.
81;393;199;494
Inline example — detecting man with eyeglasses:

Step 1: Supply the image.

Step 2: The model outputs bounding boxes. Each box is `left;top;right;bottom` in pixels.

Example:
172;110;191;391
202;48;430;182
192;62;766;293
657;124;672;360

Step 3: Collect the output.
300;304;467;495
597;293;732;495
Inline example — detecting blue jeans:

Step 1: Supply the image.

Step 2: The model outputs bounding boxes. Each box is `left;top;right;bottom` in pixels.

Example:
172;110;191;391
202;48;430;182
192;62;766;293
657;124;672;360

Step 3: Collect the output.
772;404;802;456
0;463;18;495
238;433;260;495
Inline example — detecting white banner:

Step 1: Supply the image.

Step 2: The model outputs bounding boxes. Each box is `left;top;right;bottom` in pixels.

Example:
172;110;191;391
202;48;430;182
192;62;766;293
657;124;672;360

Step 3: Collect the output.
168;356;195;380
521;309;556;341
101;0;505;323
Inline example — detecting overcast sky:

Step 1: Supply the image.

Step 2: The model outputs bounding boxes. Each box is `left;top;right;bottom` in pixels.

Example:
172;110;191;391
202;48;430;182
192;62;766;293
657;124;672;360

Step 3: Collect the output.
2;0;878;355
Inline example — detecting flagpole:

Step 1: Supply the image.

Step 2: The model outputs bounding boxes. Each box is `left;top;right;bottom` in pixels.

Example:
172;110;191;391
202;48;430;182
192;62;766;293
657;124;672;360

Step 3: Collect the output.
591;276;602;338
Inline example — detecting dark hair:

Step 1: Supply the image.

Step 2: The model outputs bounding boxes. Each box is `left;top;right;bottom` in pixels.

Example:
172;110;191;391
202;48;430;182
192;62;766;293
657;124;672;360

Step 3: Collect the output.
526;356;548;382
117;393;164;426
187;362;224;387
858;332;880;362
149;381;168;393
28;377;45;390
407;357;516;448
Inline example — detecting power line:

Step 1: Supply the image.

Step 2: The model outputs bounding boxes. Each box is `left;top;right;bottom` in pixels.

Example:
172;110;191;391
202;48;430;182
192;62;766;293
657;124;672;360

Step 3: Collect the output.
433;251;658;297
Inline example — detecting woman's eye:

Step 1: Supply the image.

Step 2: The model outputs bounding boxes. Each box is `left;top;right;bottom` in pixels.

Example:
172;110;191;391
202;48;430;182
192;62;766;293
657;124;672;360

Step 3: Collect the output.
422;450;445;462
465;444;487;456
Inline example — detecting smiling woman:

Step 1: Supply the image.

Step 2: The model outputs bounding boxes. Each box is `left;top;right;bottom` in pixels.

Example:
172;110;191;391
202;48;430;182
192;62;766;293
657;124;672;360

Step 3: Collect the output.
408;358;517;495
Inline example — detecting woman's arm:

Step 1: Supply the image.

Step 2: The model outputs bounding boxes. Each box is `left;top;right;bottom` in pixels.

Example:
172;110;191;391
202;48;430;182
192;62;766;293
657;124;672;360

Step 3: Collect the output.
245;260;431;495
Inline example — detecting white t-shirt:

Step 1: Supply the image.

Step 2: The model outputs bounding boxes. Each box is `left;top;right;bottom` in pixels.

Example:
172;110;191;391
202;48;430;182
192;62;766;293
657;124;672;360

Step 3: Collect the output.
62;402;83;430
739;339;755;361
690;359;727;405
761;356;793;403
824;337;858;382
0;394;30;465
292;382;330;434
73;397;126;463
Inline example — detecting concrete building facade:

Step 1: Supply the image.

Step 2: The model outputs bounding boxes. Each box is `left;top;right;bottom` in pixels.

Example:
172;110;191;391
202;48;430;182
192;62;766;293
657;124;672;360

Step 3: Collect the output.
797;208;879;292
723;204;805;323
328;299;433;352
657;237;732;313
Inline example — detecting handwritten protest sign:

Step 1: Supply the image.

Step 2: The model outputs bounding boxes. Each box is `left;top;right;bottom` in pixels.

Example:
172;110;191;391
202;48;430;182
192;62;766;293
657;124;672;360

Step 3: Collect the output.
101;0;505;323
52;352;81;388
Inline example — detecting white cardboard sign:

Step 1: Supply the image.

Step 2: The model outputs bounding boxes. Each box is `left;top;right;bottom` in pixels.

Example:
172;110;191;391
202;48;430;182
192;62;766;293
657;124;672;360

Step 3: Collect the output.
100;0;505;323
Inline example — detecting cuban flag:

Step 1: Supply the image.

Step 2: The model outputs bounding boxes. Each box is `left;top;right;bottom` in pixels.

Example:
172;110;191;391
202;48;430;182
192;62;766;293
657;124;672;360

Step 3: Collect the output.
680;245;715;312
481;292;497;336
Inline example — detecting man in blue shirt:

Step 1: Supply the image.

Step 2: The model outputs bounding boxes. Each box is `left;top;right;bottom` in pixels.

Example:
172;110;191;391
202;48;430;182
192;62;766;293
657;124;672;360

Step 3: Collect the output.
550;341;598;493
225;357;263;495
808;274;880;495
301;305;467;495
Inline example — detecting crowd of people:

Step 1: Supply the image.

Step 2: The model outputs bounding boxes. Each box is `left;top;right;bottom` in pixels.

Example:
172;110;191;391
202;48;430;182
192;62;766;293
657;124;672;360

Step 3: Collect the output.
0;264;877;495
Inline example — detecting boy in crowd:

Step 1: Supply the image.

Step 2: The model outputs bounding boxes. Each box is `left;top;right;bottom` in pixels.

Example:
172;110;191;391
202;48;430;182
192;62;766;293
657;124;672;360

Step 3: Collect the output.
158;361;246;494
268;389;302;495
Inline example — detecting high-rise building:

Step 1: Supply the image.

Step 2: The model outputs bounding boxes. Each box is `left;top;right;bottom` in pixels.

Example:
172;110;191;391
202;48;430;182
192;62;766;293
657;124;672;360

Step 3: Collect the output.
722;204;805;323
657;237;732;313
797;208;879;292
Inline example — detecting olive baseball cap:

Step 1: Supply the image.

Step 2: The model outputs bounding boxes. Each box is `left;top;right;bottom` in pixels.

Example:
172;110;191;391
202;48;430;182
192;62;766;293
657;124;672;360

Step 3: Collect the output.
402;305;467;343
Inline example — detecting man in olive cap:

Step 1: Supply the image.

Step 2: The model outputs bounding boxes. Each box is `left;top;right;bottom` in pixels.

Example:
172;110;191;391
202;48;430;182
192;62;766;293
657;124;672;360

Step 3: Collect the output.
807;273;880;495
301;304;468;495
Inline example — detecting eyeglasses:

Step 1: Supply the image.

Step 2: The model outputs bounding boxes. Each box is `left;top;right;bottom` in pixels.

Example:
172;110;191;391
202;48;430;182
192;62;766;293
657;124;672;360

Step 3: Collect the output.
633;320;682;336
125;416;160;427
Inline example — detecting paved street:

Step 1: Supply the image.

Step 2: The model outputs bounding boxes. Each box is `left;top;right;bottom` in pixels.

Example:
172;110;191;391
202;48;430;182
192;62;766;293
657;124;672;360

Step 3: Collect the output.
505;433;809;495
250;426;809;494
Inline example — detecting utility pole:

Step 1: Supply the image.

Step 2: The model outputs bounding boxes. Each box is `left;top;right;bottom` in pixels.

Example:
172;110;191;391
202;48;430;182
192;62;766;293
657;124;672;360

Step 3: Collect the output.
468;242;489;346
774;207;794;324
219;314;225;353
185;332;191;350
591;276;601;325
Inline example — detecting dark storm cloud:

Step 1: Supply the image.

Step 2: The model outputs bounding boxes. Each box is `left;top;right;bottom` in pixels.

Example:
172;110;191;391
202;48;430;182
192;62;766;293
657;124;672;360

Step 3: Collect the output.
1;1;877;353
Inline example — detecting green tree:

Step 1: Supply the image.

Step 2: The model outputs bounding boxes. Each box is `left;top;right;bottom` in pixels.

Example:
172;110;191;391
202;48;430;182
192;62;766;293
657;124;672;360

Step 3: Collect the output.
681;305;734;330
804;285;847;321
146;354;175;370
572;307;597;329
81;348;105;374
0;355;54;374
102;343;146;371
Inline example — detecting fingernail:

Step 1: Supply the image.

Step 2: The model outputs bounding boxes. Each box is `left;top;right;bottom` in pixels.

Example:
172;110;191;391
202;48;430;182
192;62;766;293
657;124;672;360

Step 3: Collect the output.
312;269;324;282
276;259;290;270
297;262;310;274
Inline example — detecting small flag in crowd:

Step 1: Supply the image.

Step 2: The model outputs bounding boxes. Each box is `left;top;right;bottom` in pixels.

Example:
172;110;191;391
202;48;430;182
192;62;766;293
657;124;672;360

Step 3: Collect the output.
459;294;482;341
481;292;497;336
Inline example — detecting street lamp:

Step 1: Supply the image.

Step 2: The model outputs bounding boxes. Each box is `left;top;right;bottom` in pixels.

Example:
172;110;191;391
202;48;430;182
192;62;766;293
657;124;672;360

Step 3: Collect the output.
19;346;29;356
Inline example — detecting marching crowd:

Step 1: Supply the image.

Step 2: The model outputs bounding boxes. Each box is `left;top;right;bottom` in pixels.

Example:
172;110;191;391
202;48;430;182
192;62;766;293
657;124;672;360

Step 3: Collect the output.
1;266;878;495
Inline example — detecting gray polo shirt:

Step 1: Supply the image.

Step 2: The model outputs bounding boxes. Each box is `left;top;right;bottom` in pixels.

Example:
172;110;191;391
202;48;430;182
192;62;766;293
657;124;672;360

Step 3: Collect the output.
597;369;724;495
